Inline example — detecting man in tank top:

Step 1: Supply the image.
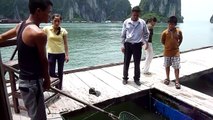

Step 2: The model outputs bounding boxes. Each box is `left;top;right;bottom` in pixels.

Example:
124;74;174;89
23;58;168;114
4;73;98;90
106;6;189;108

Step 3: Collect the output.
0;0;53;119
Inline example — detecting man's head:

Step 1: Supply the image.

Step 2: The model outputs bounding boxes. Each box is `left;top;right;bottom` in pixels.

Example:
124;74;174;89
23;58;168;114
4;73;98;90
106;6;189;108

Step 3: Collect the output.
131;6;141;21
28;0;53;23
168;16;178;30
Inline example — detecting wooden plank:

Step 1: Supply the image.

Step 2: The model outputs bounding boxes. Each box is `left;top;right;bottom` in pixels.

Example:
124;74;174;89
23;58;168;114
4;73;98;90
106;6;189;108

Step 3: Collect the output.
60;74;86;110
175;94;213;116
73;72;116;103
65;73;93;104
12;109;29;120
12;110;21;120
74;71;120;99
101;66;149;91
88;69;135;95
47;95;83;114
11;47;213;118
47;74;87;114
154;81;213;116
57;89;80;112
153;82;180;96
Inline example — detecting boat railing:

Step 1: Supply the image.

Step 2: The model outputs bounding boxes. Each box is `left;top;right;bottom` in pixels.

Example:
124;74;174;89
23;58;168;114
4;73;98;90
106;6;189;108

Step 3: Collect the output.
0;39;60;114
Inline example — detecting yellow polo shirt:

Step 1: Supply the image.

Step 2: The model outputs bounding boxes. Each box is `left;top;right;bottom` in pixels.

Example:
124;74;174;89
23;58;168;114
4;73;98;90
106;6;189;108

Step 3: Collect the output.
43;26;68;54
161;28;182;57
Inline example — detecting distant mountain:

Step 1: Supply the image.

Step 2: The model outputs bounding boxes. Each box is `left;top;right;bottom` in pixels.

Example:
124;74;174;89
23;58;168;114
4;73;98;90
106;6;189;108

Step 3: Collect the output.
210;15;213;23
0;0;183;23
139;0;183;22
0;0;131;22
0;0;28;20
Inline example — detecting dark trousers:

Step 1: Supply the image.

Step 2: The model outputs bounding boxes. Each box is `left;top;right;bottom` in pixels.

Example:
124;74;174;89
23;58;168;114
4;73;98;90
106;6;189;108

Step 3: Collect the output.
48;53;65;89
123;42;142;81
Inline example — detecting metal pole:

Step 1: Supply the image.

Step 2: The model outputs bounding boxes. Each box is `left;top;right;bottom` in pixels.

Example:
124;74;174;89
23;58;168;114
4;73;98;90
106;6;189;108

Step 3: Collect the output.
0;51;12;120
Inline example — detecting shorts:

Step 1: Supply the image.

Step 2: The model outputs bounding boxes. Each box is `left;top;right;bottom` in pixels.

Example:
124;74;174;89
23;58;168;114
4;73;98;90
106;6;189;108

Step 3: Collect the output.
19;79;46;120
164;56;180;69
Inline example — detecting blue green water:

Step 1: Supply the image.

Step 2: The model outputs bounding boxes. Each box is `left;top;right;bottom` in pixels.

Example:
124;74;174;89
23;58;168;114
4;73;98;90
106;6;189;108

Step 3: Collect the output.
62;98;166;120
0;22;213;70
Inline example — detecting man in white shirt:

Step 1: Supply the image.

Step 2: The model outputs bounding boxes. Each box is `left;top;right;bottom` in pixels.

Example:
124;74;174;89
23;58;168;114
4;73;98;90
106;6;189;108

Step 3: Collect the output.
121;6;149;86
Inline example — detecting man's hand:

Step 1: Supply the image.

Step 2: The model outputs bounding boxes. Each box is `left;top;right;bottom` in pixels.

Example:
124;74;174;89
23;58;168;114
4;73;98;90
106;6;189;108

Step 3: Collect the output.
43;78;51;91
121;47;125;53
0;35;2;42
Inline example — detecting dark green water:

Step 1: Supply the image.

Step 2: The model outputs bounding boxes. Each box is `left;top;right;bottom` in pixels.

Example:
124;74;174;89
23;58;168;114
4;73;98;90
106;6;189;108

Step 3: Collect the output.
0;22;213;70
62;100;165;120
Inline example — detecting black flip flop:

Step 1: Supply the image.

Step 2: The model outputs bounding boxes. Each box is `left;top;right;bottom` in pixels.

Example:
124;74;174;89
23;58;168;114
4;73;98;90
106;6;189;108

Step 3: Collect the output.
164;79;170;85
175;82;181;89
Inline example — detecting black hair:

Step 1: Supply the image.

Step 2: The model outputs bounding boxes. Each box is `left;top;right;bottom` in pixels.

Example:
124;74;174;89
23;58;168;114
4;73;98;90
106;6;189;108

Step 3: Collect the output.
152;17;157;22
132;6;141;13
146;19;150;24
56;27;61;35
52;14;62;20
52;14;62;35
146;17;157;24
28;0;53;14
168;16;178;25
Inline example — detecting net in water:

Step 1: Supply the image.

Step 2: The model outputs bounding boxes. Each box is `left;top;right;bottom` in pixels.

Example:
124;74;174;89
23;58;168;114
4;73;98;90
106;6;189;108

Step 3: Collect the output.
118;111;141;120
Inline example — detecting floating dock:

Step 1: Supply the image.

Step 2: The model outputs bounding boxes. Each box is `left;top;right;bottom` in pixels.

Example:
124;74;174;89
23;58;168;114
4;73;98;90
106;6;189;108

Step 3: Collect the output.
11;46;213;120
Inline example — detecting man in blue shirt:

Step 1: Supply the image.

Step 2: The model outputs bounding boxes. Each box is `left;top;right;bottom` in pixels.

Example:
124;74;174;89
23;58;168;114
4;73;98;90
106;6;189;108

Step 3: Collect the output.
121;6;149;86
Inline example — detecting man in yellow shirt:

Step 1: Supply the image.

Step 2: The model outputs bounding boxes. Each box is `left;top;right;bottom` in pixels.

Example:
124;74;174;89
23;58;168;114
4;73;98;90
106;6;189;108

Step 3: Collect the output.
161;16;183;89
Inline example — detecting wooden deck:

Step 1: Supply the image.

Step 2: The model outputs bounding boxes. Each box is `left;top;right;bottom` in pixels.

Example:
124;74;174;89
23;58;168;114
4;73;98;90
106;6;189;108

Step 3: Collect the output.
12;46;213;120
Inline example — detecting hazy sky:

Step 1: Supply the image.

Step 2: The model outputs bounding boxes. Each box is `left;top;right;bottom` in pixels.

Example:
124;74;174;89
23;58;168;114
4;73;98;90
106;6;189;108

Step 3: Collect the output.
129;0;213;22
182;0;213;22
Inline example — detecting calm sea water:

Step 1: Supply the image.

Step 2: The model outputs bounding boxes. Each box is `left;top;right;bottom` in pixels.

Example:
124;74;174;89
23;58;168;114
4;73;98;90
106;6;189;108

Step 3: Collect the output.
0;22;213;70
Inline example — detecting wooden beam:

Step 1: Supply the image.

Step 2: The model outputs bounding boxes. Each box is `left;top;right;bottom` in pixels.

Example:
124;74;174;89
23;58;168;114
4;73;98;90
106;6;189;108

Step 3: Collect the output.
0;39;17;47
0;52;12;120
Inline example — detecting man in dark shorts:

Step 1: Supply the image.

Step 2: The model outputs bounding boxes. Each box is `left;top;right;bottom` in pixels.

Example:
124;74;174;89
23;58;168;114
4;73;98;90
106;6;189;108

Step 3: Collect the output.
0;0;53;119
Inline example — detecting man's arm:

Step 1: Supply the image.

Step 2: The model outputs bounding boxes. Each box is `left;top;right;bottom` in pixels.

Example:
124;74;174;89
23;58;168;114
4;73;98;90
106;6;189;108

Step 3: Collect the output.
34;32;50;90
0;25;19;43
178;31;183;46
121;22;126;53
161;32;166;45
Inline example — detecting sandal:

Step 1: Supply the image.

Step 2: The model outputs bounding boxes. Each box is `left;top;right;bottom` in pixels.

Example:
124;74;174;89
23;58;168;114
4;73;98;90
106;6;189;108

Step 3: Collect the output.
164;79;170;85
175;82;181;89
89;88;101;97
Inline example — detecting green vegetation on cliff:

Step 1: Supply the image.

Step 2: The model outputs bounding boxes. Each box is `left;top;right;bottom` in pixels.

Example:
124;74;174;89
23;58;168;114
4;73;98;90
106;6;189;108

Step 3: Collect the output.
0;0;183;23
0;0;131;22
139;0;183;22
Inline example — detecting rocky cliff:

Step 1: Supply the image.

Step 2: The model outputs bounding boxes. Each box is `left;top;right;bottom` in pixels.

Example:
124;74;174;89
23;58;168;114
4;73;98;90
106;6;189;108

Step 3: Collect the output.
139;0;183;22
0;0;131;22
53;0;131;22
0;0;183;23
